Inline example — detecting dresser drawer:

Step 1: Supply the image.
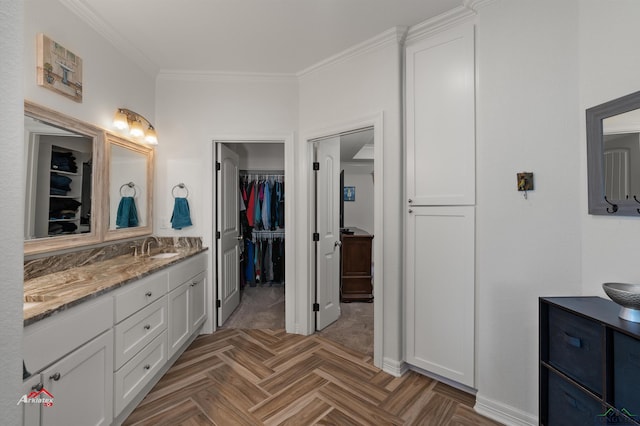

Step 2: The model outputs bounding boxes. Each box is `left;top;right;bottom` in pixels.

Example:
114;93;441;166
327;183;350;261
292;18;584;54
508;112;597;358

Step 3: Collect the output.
114;330;167;416
114;296;167;370
115;272;168;322
546;368;604;426
548;306;603;395
614;331;640;411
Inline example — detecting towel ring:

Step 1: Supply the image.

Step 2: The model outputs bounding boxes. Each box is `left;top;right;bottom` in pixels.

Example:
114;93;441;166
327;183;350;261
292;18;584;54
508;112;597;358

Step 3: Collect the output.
172;183;189;198
120;182;137;197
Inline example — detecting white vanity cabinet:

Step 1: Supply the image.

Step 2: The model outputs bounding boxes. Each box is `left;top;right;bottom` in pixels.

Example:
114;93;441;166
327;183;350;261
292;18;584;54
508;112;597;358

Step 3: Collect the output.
23;251;208;426
112;272;169;417
23;297;114;426
168;254;207;358
40;330;114;426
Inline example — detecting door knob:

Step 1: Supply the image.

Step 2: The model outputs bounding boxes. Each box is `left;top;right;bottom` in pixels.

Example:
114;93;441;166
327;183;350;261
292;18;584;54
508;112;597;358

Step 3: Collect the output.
408;209;413;213
408;198;413;203
334;240;342;248
236;235;243;240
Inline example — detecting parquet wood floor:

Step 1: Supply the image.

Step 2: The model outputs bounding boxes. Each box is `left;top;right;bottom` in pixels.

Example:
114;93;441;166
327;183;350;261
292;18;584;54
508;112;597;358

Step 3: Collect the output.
124;329;502;426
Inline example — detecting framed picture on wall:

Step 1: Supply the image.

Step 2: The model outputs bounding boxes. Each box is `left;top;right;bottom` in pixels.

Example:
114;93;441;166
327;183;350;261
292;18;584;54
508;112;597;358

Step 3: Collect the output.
36;34;83;102
344;186;355;201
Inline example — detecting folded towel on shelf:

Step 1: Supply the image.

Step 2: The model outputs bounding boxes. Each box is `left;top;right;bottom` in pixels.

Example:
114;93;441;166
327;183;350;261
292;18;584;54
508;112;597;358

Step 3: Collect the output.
171;197;192;230
116;196;139;228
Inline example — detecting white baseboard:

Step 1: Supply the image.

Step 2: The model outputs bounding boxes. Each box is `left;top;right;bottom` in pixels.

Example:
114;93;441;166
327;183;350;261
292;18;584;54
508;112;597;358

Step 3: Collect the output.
382;357;408;377
474;394;538;426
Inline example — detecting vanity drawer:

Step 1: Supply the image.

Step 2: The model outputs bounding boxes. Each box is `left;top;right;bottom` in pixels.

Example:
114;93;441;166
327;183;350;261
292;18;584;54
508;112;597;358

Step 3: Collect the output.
114;296;167;370
548;306;603;395
613;331;640;411
114;330;167;416
115;272;168;322
546;367;604;426
168;252;206;291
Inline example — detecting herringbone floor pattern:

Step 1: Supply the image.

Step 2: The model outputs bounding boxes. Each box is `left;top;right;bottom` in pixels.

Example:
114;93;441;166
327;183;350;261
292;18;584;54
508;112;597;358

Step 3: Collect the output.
124;329;502;425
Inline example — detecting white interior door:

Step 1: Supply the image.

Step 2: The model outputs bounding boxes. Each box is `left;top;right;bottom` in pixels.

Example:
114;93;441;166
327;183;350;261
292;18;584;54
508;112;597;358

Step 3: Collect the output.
217;143;241;325
315;137;341;330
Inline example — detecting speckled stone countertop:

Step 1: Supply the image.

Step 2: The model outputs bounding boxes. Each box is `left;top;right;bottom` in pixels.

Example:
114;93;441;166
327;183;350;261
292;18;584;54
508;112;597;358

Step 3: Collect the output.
24;237;207;326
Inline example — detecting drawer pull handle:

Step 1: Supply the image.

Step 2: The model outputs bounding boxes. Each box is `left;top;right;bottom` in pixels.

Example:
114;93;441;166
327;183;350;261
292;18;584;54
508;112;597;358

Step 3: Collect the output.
563;333;582;348
31;383;43;392
143;364;151;370
49;372;61;381
144;324;151;330
145;291;152;297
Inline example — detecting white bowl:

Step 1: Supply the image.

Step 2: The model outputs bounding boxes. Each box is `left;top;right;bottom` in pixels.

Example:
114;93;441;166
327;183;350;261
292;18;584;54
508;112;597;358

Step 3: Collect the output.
602;282;640;323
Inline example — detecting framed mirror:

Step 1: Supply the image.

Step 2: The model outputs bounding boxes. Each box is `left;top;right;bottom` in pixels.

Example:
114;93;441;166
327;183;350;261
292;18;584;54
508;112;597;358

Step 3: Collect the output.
587;90;640;215
104;132;153;241
24;101;105;255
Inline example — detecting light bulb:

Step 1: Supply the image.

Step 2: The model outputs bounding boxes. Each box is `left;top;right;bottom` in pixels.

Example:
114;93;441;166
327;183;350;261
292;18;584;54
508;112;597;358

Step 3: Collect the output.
129;120;144;137
113;109;129;130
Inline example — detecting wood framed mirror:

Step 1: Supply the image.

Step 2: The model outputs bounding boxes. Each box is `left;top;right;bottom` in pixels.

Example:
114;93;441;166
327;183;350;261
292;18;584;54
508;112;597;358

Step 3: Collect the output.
24;101;105;255
104;132;154;241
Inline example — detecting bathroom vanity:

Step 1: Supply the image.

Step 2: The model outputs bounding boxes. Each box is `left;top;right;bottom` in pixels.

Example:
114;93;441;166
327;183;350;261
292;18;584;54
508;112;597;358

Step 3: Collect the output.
22;245;207;426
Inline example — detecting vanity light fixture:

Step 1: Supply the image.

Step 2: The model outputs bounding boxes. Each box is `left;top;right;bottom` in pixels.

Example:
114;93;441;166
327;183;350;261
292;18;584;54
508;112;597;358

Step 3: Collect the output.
113;108;158;145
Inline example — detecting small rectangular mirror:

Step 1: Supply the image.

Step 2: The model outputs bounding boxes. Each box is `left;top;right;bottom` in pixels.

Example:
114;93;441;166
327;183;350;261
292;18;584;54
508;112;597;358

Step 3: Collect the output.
104;133;153;241
586;90;640;215
24;101;104;255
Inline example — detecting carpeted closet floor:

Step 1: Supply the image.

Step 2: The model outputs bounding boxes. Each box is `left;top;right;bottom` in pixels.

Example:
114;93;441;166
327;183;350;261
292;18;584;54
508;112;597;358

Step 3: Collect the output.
220;285;374;357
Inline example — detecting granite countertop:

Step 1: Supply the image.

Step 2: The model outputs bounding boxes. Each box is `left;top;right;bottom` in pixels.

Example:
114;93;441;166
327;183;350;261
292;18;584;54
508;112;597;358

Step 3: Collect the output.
24;247;208;326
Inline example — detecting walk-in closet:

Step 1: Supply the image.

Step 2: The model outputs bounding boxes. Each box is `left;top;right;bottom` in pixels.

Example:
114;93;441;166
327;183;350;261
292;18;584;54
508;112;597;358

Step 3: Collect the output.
216;142;286;329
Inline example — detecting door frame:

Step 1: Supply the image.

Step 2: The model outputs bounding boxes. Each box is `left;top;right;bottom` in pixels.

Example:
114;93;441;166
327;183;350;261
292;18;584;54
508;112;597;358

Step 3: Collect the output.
303;113;383;368
211;134;295;334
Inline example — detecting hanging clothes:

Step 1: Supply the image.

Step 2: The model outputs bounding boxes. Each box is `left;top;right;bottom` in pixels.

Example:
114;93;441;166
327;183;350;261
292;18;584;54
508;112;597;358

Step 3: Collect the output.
239;171;285;286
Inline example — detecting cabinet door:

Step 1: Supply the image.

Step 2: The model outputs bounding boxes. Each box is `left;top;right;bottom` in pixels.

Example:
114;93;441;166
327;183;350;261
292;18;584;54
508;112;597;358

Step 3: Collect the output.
168;282;190;358
406;22;475;206
40;330;113;426
405;206;475;387
189;272;207;332
21;374;42;426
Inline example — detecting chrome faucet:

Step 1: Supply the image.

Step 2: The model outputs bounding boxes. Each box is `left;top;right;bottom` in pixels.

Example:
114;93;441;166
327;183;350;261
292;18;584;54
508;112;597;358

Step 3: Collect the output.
143;240;156;256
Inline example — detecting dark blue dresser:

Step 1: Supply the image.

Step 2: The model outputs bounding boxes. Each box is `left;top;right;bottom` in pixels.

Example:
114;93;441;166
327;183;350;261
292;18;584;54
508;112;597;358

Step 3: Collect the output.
540;297;640;426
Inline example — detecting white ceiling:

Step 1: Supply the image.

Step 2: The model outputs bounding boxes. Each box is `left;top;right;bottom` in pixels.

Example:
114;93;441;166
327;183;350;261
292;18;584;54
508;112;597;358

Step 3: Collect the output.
62;0;461;75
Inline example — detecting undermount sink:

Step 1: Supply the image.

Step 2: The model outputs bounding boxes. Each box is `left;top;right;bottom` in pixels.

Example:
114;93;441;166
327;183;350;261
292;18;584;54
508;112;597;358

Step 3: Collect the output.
602;282;640;323
150;252;180;259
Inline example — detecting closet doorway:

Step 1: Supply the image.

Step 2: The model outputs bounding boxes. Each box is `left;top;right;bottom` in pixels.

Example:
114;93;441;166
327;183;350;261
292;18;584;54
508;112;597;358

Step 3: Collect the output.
312;127;375;358
214;141;288;330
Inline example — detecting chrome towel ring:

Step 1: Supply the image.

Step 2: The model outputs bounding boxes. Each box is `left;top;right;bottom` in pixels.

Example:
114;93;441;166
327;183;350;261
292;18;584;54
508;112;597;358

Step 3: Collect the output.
172;183;189;198
120;182;137;197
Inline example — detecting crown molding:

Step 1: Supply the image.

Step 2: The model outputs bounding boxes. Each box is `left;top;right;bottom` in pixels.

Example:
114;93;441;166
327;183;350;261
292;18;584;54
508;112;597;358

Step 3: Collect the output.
156;70;297;83
464;0;499;12
297;26;408;78
59;0;158;77
405;5;476;44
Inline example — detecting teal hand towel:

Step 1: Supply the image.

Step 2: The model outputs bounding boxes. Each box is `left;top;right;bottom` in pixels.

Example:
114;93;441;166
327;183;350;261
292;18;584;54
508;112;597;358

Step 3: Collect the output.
171;197;192;230
116;196;139;228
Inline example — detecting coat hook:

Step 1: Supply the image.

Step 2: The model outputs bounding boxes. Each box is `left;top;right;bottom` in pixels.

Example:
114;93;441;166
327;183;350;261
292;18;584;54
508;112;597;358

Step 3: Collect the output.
633;195;640;214
604;196;618;214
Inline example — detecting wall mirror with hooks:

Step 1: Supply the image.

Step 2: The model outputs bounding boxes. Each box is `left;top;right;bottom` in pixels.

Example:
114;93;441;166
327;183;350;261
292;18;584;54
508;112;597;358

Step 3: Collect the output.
105;132;154;240
587;90;640;215
24;101;105;255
